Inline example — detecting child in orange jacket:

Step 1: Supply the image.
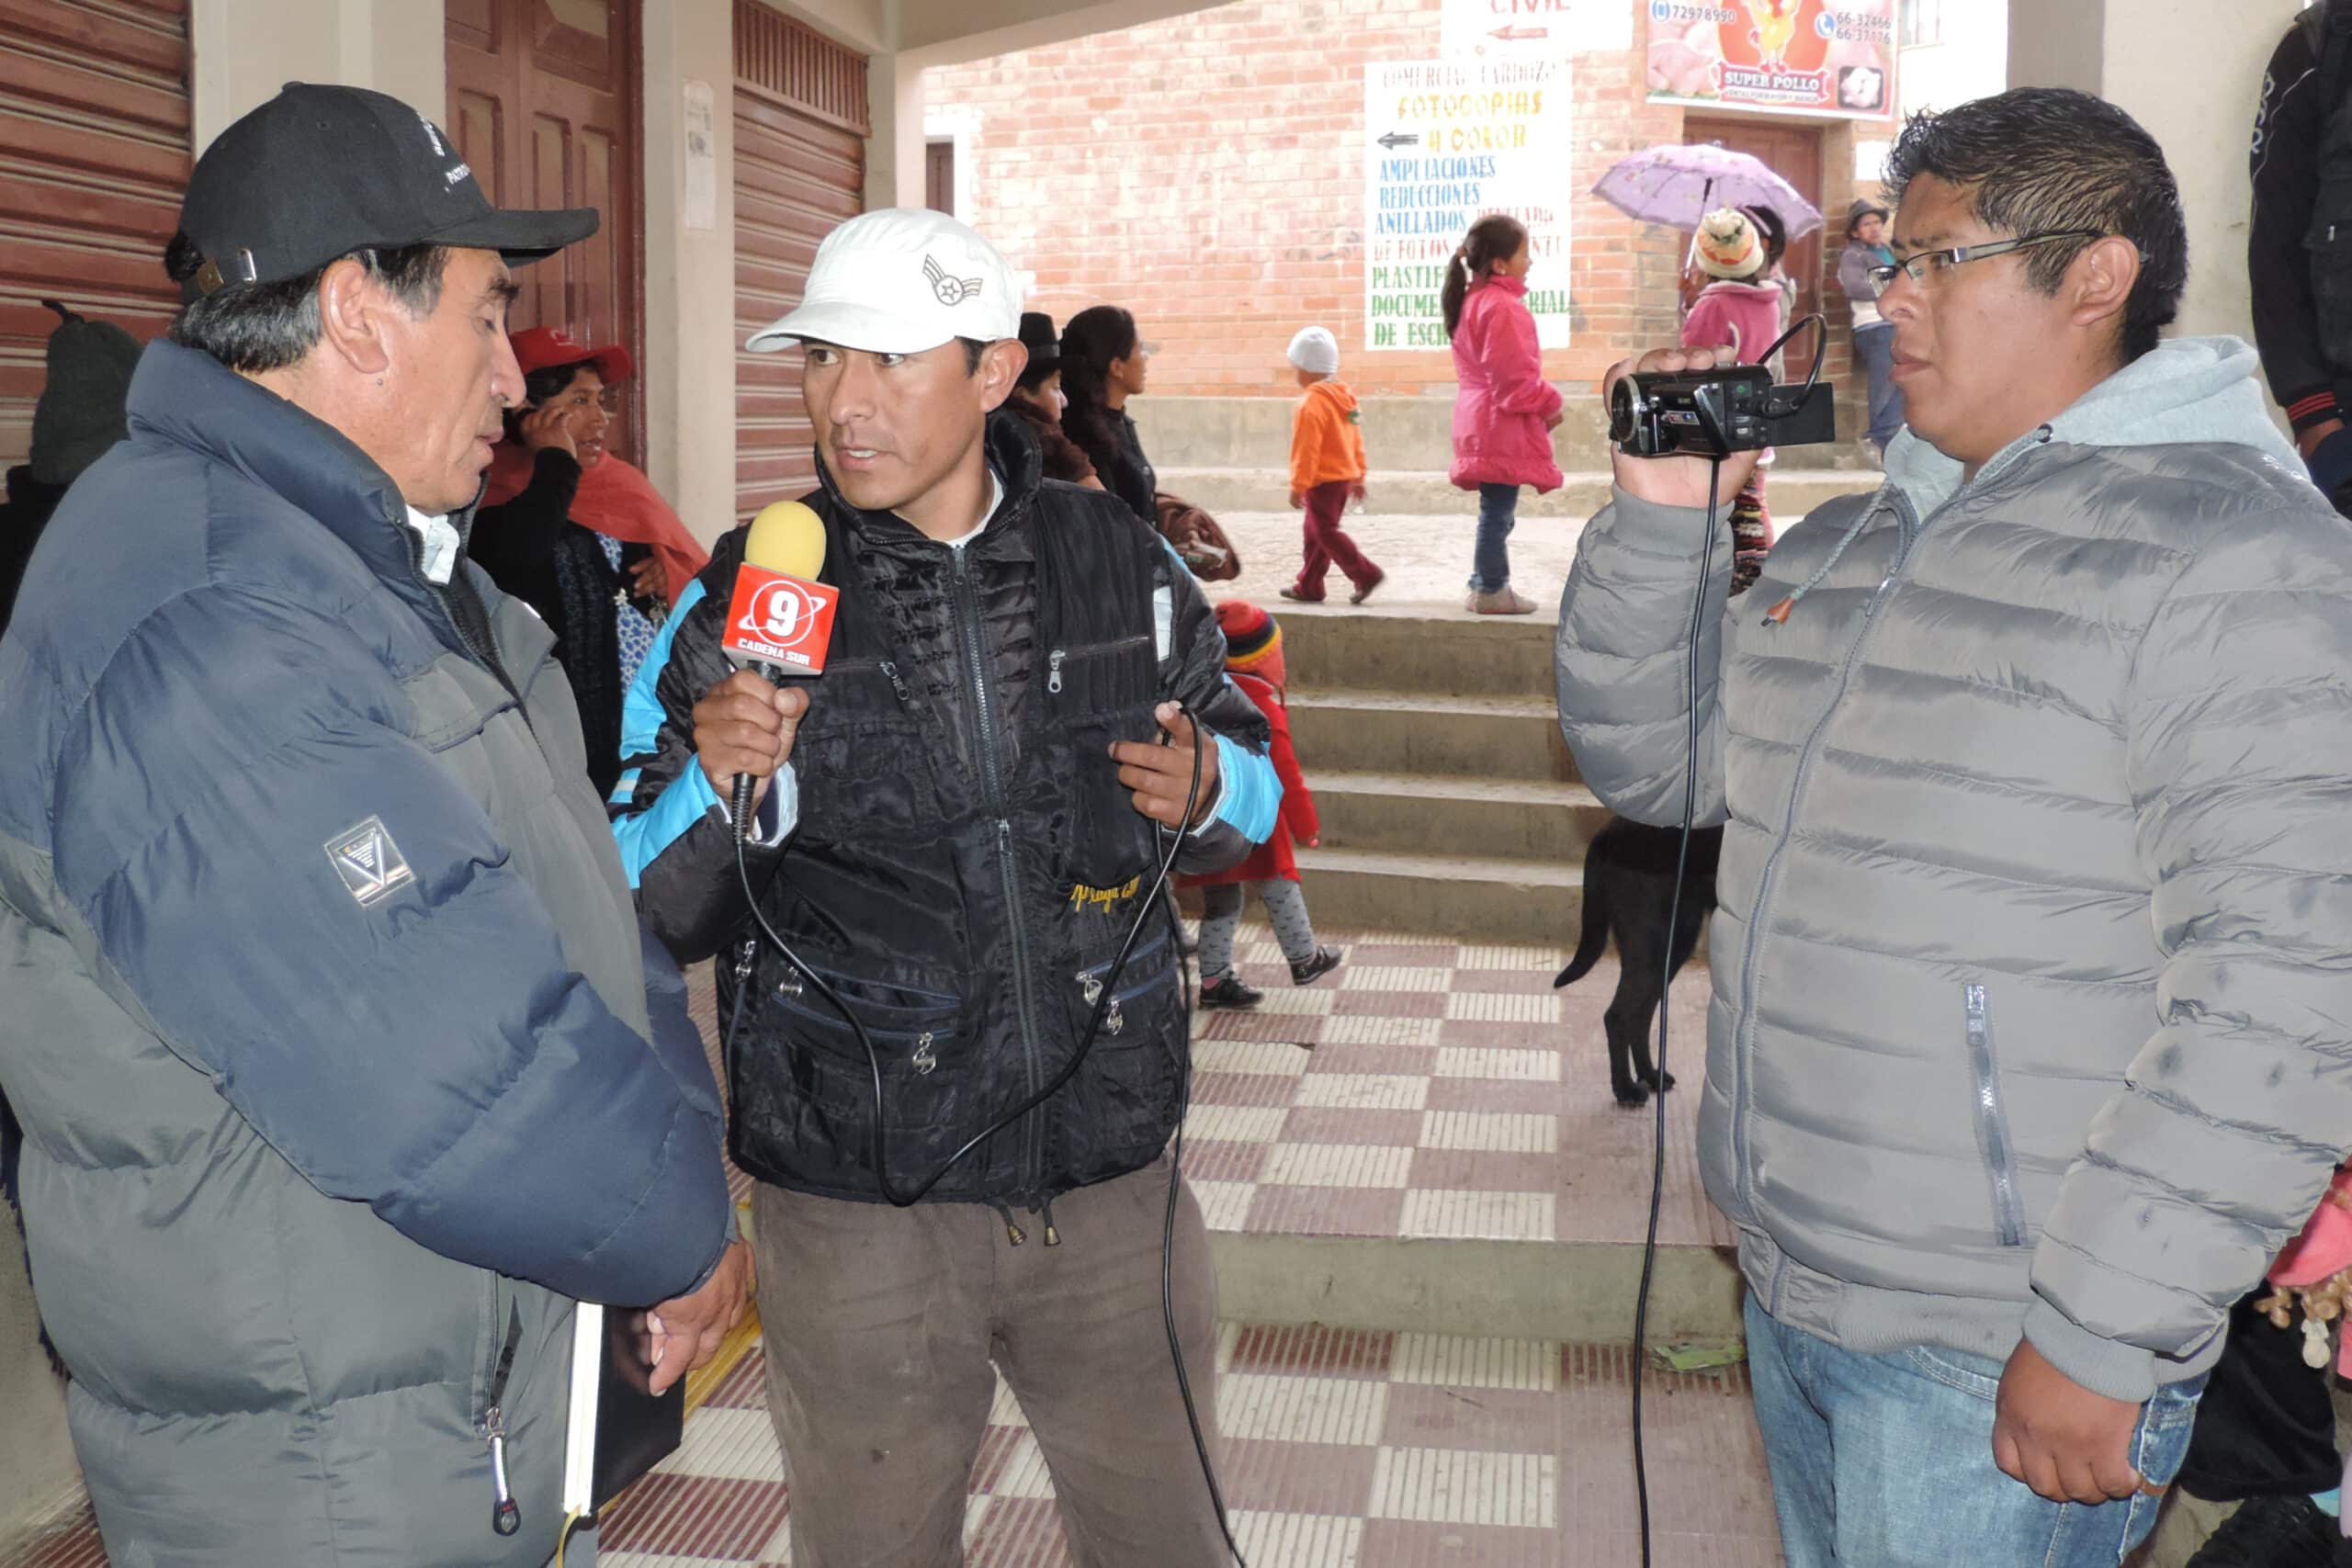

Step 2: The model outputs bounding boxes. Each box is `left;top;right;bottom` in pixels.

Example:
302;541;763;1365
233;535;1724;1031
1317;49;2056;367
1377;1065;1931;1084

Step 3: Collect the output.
1280;327;1384;606
1177;601;1340;1008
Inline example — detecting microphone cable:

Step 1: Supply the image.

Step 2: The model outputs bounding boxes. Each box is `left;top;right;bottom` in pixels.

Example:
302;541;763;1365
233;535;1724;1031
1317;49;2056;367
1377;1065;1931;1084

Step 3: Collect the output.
1630;454;1725;1568
725;709;1249;1566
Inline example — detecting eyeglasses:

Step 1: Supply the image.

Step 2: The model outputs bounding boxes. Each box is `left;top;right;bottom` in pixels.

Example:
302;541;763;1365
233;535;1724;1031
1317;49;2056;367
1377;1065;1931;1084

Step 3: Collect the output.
1865;231;2104;298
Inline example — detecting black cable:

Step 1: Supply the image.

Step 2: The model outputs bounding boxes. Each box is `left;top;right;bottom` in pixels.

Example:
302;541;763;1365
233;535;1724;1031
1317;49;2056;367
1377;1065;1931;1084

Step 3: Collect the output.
729;720;1192;1209
1631;456;1725;1568
1159;877;1248;1568
726;709;1247;1565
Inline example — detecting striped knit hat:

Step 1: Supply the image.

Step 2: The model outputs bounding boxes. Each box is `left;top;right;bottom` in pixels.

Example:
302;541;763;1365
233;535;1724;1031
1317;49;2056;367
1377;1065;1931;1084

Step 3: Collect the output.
1216;599;1286;692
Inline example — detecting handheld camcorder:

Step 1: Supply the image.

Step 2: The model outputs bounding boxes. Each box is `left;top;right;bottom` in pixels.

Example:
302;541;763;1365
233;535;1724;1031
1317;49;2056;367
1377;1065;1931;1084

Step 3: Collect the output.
1609;316;1838;460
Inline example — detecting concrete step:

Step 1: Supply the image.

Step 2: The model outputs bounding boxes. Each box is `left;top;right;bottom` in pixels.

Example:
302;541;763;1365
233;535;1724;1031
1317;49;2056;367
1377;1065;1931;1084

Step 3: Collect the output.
1212;1232;1742;1345
1311;770;1609;863
1287;691;1577;784
1293;844;1581;946
1160;465;1882;521
1282;605;1558;701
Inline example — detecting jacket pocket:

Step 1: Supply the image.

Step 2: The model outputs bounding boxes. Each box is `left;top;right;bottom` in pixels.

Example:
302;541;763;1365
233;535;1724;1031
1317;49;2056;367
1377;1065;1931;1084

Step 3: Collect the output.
1043;635;1163;894
1962;983;2028;1248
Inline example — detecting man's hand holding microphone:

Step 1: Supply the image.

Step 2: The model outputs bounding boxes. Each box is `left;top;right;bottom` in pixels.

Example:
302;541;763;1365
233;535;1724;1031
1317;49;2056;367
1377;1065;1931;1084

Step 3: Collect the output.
694;672;806;808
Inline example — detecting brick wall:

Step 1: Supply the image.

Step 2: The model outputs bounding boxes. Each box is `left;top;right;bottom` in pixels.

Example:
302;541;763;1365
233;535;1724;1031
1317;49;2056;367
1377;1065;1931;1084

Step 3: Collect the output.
926;0;1872;410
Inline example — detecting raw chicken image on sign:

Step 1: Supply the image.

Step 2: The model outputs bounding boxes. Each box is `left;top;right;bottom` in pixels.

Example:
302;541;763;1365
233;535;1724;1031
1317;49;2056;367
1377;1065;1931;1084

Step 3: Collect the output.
1645;0;1897;120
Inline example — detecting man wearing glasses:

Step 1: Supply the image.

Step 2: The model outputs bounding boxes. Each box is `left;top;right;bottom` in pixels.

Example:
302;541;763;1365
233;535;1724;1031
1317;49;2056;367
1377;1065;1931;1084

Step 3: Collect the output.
1556;88;2352;1564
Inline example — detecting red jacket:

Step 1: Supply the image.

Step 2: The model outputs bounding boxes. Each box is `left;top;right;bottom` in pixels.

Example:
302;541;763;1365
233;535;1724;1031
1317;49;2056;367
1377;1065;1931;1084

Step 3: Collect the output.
1449;275;1564;493
1179;672;1316;886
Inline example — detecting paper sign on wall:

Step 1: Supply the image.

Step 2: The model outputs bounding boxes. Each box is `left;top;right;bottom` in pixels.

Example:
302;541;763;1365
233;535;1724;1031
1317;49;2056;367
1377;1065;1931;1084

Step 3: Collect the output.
1363;59;1575;353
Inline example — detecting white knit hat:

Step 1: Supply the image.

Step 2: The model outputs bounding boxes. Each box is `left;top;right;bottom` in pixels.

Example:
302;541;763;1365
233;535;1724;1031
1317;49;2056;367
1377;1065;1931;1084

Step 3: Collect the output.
1694;208;1765;281
1286;325;1340;377
746;208;1022;355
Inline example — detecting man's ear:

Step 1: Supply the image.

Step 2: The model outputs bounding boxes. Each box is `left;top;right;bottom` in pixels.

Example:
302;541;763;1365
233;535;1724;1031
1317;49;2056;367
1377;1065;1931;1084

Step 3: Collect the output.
311;257;397;378
2067;234;2140;344
977;338;1028;414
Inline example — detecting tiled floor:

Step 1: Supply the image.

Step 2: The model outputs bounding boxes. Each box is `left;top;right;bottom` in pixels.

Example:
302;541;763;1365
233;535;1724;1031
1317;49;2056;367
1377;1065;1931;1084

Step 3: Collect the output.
6;929;1779;1568
592;1323;1778;1567
1185;931;1730;1254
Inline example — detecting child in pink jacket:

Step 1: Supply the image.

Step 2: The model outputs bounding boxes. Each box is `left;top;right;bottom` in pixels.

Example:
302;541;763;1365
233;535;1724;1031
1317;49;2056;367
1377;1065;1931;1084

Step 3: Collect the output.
1680;207;1785;592
1444;215;1563;615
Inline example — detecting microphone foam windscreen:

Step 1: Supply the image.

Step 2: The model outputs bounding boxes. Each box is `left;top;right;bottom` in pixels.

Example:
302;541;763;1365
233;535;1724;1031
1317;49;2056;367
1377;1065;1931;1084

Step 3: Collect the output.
744;501;827;580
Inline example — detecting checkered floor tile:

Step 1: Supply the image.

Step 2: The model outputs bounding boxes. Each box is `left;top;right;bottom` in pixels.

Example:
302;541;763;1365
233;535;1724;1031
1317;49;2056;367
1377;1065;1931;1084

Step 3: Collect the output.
1183;929;1728;1251
594;1323;1779;1567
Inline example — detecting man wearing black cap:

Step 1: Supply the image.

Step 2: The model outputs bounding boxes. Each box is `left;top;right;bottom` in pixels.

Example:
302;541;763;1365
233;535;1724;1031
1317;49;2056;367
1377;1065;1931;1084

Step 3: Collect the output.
0;84;744;1568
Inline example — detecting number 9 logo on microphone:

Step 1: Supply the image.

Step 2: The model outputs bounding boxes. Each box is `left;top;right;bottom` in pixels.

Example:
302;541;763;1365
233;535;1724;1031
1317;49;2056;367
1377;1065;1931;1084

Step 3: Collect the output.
744;578;817;649
721;564;840;674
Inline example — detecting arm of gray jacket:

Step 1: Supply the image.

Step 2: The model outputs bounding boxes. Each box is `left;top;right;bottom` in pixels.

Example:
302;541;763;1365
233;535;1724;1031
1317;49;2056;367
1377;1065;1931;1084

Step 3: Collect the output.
2023;502;2352;1404
1837;243;1877;307
1554;487;1734;828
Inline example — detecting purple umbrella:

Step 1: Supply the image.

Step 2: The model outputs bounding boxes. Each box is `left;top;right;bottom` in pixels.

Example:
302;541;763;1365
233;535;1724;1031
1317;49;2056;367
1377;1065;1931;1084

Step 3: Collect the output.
1591;142;1824;239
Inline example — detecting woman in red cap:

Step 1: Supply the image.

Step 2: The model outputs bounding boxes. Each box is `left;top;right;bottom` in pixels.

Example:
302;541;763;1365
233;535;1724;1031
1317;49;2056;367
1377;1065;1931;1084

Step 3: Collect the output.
1177;600;1341;1007
468;326;709;799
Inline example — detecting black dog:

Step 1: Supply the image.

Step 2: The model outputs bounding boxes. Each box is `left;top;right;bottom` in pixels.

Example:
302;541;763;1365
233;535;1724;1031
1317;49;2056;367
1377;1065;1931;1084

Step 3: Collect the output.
1555;818;1720;1107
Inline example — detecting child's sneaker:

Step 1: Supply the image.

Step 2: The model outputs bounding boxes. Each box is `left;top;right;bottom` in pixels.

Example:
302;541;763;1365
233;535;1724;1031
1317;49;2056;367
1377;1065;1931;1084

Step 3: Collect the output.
1199;974;1264;1010
1290;947;1342;987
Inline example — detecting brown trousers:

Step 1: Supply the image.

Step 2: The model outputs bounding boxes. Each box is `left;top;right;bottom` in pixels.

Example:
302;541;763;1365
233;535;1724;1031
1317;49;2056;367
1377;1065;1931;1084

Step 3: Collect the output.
750;1158;1227;1567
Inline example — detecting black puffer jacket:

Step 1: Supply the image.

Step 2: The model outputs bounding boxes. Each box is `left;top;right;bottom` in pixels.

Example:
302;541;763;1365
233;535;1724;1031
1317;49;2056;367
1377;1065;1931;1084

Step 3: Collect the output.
623;412;1272;1209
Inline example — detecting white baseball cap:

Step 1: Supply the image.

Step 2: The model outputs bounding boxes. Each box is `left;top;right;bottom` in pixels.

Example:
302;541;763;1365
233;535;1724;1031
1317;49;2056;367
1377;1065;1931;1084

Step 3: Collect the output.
1287;325;1340;376
747;208;1023;355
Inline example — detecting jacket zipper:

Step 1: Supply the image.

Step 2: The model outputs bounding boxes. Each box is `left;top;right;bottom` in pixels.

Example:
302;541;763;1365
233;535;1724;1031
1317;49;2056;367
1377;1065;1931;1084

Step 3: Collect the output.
1731;491;1921;1221
479;1294;524;1537
1729;436;2049;1229
1963;983;2028;1247
952;548;1045;1195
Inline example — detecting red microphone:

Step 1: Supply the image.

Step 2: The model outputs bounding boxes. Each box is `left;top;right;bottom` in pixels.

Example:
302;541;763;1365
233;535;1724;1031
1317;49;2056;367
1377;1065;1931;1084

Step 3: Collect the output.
721;502;839;678
719;502;837;835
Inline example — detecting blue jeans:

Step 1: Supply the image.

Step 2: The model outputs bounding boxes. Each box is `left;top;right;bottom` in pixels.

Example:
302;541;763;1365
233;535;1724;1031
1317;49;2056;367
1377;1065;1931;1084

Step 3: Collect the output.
1471;482;1518;592
1744;1296;2205;1568
1852;324;1905;448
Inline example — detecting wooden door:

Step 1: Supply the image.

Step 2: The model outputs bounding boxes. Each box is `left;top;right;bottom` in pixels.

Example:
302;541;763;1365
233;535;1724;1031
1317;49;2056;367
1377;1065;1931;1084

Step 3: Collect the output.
447;0;642;460
0;0;191;467
1683;116;1826;381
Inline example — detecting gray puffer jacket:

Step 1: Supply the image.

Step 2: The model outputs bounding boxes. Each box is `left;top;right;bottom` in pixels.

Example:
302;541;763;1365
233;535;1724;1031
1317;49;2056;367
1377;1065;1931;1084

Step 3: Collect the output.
1556;337;2352;1403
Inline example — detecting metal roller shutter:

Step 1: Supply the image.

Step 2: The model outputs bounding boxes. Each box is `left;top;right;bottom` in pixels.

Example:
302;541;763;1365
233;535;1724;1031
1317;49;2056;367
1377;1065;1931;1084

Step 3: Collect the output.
733;0;865;520
0;0;191;466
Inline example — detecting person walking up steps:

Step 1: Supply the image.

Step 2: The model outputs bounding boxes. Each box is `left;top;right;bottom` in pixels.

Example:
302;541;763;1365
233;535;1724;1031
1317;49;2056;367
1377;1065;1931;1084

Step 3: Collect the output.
1444;214;1564;615
1281;325;1384;605
1182;601;1342;1008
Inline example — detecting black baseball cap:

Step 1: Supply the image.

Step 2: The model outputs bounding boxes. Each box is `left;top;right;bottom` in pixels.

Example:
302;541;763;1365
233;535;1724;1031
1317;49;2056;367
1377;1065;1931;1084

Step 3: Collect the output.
175;83;598;299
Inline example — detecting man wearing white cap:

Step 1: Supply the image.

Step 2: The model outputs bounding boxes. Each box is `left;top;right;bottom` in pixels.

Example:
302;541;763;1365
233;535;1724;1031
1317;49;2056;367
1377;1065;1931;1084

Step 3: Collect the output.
615;209;1283;1564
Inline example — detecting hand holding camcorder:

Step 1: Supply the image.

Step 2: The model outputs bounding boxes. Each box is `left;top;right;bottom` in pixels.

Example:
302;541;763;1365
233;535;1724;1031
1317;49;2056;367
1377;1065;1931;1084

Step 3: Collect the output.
1610;316;1836;461
1601;321;1838;512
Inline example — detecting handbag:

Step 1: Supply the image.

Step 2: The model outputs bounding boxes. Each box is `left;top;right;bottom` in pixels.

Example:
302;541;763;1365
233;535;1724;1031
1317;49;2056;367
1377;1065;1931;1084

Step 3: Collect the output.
1153;491;1243;581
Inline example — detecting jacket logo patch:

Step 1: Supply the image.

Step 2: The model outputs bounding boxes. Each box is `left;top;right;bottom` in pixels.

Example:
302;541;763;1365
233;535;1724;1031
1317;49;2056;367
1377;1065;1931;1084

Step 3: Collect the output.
325;816;414;907
1069;874;1142;914
923;255;984;307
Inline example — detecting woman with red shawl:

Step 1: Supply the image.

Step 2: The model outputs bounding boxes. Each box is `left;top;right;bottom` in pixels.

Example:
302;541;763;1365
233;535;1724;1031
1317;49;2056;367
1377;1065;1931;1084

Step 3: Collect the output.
467;326;709;799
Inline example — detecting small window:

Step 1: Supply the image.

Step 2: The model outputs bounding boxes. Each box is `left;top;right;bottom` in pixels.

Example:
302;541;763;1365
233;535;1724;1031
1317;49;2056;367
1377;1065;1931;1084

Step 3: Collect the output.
1902;0;1942;47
